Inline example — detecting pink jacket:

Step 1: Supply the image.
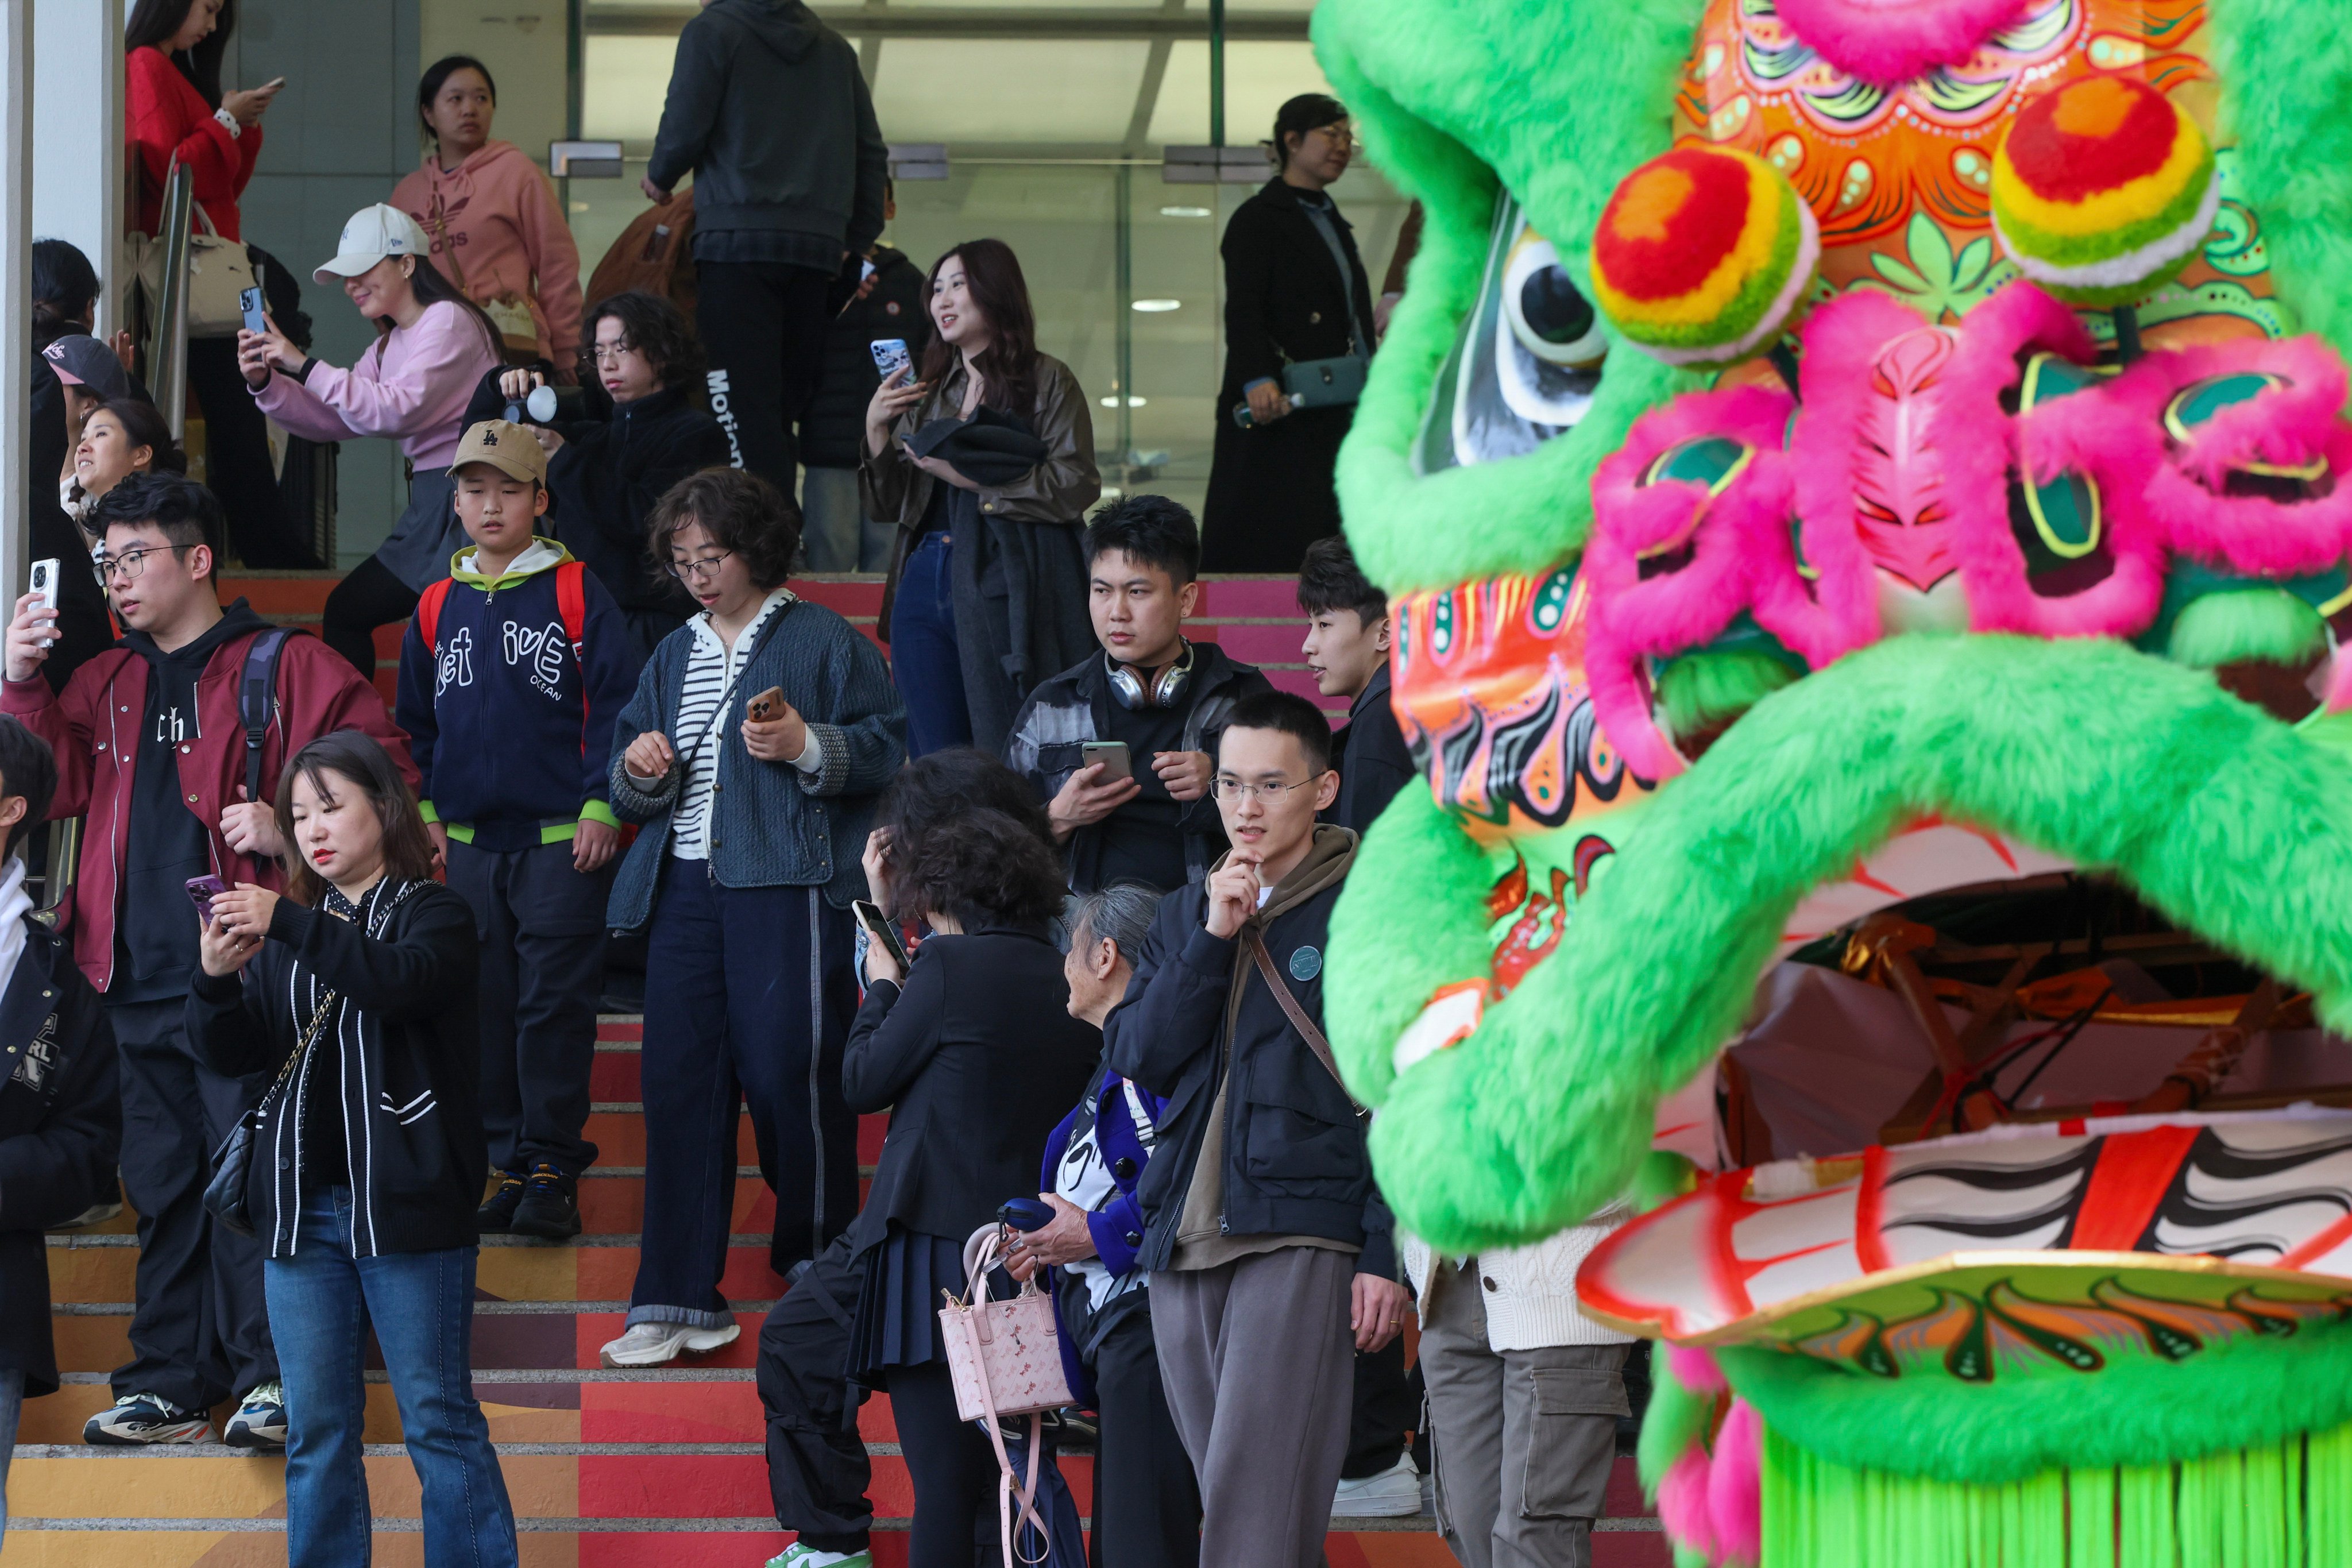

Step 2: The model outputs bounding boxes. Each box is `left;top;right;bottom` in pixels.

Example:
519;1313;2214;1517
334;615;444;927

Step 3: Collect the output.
391;140;584;365
252;300;501;470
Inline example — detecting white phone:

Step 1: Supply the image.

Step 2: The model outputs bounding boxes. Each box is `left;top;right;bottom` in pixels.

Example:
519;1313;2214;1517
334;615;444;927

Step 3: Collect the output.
870;338;912;383
27;559;59;649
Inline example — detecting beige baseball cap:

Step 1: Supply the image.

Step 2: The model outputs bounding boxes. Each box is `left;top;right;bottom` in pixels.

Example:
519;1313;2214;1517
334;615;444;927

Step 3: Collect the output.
449;420;548;486
314;203;432;283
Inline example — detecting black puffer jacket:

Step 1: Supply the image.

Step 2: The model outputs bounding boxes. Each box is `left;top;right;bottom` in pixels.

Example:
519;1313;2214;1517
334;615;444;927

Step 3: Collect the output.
0;913;119;1396
1104;828;1395;1278
191;879;485;1258
463;368;729;617
800;245;930;469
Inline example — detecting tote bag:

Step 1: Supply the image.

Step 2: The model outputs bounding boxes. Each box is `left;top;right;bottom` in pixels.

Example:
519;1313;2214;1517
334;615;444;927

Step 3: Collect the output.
942;1226;1076;1566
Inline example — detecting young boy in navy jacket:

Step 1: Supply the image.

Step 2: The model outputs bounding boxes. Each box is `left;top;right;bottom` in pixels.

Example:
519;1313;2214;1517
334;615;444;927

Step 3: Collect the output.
396;420;638;1240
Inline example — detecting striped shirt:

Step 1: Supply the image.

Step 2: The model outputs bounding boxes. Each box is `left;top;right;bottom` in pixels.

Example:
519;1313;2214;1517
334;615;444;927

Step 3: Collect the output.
665;586;814;860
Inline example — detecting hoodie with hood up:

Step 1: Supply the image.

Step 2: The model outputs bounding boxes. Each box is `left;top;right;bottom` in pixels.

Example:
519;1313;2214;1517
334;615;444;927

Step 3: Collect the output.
392;138;585;366
645;0;888;259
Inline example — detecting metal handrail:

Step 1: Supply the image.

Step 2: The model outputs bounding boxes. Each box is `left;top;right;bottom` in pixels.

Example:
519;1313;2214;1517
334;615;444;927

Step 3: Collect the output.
29;816;80;929
148;159;194;442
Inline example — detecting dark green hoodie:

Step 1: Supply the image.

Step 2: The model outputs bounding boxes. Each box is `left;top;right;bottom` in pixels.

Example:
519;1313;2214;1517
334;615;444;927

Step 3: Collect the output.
645;0;889;250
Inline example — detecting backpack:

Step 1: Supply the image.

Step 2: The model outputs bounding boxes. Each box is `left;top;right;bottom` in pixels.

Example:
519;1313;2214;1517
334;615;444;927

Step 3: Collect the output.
415;562;592;756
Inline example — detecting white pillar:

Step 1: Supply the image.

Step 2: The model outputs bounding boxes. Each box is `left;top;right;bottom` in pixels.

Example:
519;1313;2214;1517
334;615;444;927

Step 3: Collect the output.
0;0;32;598
32;0;122;337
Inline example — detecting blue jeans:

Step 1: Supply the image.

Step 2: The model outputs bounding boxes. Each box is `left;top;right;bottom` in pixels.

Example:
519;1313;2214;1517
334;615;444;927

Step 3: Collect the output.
264;1188;518;1568
0;1365;21;1551
892;528;972;758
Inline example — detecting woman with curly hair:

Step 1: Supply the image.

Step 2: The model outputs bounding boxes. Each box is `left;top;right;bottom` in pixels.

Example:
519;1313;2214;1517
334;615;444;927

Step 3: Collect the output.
837;807;1098;1565
473;290;732;658
597;467;906;1370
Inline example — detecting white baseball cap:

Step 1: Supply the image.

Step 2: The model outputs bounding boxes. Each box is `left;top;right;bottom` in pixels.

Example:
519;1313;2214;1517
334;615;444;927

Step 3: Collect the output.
314;203;431;284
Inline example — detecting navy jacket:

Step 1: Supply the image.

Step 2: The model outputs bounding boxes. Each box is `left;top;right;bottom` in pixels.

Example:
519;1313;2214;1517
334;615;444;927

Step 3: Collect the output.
1329;663;1418;836
395;539;639;852
1040;1061;1168;1282
1104;835;1396;1280
605;596;905;925
0;907;119;1396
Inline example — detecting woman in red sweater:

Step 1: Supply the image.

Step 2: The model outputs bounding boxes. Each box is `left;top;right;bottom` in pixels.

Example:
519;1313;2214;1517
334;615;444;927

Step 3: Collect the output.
124;0;316;568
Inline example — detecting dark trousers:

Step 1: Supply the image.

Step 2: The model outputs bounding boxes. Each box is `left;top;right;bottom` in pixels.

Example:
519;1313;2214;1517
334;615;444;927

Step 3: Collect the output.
889;1359;1001;1568
1344;1335;1424;1478
447;839;612;1178
757;1233;874;1554
110;996;279;1412
188;336;320;569
320;553;418;680
629;866;859;1323
892;529;972;758
1088;1299;1201;1568
696;261;834;494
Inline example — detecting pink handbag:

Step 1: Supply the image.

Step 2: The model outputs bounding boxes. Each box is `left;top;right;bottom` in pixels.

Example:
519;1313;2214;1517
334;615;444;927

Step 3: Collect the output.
941;1226;1075;1567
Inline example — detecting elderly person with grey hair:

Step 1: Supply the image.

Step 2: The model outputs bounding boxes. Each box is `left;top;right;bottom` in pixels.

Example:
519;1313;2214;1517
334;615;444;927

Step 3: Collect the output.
1003;880;1200;1568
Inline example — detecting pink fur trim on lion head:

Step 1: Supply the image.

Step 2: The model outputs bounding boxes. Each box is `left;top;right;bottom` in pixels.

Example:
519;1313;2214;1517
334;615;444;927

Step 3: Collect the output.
1663;1343;1728;1396
1773;0;2034;87
1656;1446;1722;1563
1708;1399;1766;1567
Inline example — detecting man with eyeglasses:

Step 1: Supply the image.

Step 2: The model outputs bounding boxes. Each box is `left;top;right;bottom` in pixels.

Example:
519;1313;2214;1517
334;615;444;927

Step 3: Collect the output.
1105;689;1409;1568
1;473;415;1453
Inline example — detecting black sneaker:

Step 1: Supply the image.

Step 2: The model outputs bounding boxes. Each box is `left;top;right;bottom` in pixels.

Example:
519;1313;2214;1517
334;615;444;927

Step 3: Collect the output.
510;1161;581;1241
477;1169;526;1234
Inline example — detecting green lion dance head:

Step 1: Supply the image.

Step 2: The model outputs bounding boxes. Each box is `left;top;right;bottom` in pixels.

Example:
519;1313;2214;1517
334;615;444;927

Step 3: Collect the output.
1314;0;2352;1560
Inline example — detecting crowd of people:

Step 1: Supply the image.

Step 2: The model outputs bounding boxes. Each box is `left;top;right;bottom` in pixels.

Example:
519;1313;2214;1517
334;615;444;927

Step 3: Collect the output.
0;3;1642;1567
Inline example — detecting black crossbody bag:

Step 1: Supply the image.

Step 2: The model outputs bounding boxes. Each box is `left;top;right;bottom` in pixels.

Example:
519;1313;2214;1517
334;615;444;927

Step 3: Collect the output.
203;988;339;1238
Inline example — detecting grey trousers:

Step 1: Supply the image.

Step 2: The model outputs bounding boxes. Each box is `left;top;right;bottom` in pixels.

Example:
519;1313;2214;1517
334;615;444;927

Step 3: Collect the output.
1150;1246;1358;1568
1419;1258;1630;1568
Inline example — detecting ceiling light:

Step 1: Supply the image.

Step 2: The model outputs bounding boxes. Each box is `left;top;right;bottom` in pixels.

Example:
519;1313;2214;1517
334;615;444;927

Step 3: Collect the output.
1160;205;1212;218
1100;395;1149;408
1131;299;1182;313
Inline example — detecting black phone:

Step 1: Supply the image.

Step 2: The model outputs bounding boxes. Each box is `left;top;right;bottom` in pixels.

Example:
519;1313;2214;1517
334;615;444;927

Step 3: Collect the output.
240;286;267;339
852;899;910;972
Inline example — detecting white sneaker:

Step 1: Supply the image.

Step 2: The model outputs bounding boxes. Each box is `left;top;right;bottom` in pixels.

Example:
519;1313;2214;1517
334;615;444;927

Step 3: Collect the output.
1331;1452;1423;1517
598;1319;741;1368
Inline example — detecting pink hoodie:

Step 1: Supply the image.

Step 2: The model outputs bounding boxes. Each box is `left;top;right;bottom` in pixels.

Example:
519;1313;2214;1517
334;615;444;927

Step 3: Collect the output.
391;139;584;365
252;300;501;470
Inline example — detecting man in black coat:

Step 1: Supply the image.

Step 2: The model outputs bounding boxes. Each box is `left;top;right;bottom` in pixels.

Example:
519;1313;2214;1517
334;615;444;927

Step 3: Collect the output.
1106;691;1411;1568
1299;536;1416;838
0;716;122;1541
801;181;930;573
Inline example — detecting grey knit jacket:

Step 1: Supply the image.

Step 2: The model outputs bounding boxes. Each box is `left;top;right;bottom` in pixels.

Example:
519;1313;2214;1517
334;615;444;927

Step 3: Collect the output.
604;598;906;931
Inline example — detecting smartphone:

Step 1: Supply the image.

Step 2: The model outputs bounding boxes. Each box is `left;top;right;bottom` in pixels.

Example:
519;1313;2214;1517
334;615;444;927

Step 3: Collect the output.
870;338;912;383
1080;740;1133;783
239;285;267;339
852;898;910;972
26;558;57;649
746;685;786;723
186;874;227;924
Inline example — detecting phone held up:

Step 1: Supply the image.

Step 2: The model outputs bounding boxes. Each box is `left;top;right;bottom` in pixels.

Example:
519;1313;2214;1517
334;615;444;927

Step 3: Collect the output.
1080;740;1133;783
851;898;910;974
186;875;228;926
869;338;912;383
26;559;58;649
746;686;786;724
240;286;267;341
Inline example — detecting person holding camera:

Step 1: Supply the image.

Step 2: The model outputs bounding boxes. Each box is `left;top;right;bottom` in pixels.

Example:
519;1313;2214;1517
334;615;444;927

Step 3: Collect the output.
466;290;731;661
836;808;1098;1567
191;730;519;1568
600;468;904;1370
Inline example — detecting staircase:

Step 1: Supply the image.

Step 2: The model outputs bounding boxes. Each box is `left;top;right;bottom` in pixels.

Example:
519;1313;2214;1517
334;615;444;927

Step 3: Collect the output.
5;573;1670;1565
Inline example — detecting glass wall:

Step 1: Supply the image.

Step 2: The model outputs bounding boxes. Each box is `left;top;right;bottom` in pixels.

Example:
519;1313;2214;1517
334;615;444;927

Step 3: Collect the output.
569;0;1410;518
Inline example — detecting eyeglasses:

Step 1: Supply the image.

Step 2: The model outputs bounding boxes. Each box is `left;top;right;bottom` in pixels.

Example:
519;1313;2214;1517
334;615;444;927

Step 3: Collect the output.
1311;124;1356;149
95;544;191;586
589;340;636;364
667;550;734;582
1211;775;1322;804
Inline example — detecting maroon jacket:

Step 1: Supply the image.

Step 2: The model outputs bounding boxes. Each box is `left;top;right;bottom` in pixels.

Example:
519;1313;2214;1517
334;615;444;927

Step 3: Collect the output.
1;623;417;991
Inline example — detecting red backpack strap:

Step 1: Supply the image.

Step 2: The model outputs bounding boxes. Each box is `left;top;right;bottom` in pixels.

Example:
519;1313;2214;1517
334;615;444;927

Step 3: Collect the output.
557;560;590;758
556;561;587;662
416;577;455;651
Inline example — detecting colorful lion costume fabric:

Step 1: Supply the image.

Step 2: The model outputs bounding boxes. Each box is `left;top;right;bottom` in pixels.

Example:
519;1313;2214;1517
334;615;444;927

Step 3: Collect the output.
1310;1;2352;1561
